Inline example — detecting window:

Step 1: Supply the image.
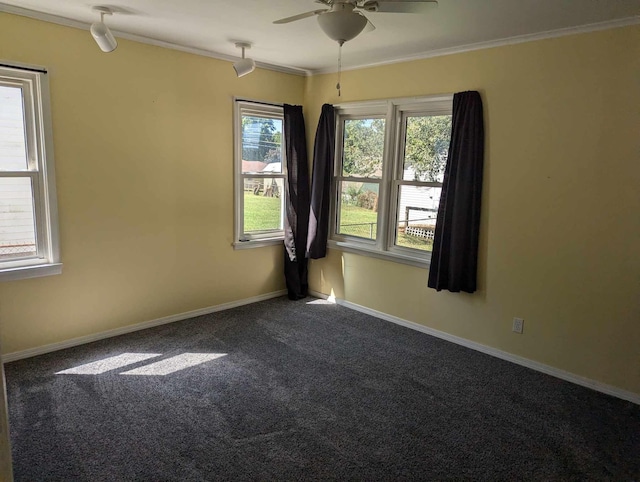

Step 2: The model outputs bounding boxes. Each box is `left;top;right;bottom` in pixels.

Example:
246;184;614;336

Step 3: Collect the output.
233;100;286;248
330;95;452;266
0;64;60;281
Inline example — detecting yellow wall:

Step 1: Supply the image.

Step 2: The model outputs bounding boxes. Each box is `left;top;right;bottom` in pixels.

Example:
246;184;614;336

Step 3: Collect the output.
1;11;638;396
0;13;304;353
306;25;640;394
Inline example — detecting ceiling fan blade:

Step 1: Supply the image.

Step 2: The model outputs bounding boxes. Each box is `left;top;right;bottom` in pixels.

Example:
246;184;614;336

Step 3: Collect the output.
363;17;376;33
354;11;376;33
363;0;438;14
273;9;328;24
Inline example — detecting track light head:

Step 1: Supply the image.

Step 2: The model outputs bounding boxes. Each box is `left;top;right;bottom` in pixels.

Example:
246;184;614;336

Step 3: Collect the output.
234;58;256;78
91;6;117;53
233;42;255;78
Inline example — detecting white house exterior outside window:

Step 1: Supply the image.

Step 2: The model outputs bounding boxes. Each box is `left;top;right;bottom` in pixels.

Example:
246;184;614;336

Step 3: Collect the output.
0;63;61;281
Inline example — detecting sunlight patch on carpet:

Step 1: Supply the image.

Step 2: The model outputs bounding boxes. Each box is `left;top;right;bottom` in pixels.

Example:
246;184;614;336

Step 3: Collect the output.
56;353;162;375
306;298;335;305
119;353;227;376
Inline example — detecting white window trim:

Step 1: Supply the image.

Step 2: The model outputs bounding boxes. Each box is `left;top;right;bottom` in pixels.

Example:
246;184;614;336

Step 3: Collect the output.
329;94;453;268
232;99;286;249
233;237;283;250
0;62;61;282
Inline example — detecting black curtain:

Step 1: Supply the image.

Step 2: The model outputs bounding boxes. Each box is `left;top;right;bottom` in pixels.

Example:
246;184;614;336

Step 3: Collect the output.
307;104;335;259
283;104;310;300
428;91;485;293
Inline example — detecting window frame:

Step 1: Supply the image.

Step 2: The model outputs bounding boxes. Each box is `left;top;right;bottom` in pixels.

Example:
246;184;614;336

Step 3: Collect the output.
233;99;287;249
329;95;453;268
0;63;61;281
334;110;387;248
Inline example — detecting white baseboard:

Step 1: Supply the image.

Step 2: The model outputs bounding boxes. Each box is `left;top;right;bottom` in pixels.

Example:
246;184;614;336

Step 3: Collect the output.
308;290;640;405
2;290;288;363
4;288;637;405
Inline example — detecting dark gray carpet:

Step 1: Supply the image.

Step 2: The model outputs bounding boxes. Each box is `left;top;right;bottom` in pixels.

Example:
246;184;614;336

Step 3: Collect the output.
5;296;640;481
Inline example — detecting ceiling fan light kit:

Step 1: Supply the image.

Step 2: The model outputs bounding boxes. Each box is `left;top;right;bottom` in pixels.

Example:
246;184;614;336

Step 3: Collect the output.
317;5;367;44
90;6;118;53
274;0;437;43
233;42;256;77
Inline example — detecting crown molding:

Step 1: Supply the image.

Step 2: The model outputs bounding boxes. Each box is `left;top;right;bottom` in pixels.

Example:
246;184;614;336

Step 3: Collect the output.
0;3;311;77
1;4;638;78
312;16;640;75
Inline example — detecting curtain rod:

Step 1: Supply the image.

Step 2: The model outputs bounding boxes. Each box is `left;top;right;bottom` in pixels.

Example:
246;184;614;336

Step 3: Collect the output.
235;98;283;108
0;63;47;74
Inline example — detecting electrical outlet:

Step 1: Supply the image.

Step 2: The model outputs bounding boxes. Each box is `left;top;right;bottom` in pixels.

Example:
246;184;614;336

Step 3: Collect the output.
512;317;524;334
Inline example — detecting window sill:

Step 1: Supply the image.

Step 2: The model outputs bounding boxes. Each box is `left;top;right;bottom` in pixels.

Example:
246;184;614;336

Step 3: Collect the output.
0;262;63;282
233;238;283;250
327;240;430;269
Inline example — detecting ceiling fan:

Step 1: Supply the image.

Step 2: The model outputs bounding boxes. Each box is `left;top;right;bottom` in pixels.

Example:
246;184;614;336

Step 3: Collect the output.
274;0;438;45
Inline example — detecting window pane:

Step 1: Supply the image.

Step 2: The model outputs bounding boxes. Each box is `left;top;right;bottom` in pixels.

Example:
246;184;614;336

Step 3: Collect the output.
395;184;441;252
243;177;284;233
342;118;385;178
402;115;451;182
0;177;37;259
0;85;28;171
337;181;379;240
241;115;282;174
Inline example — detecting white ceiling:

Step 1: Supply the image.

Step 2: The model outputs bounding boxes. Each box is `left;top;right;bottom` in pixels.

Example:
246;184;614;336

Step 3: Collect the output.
1;0;639;74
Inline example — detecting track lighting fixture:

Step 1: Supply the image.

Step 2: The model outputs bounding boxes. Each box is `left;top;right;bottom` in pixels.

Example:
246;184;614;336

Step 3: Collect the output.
90;6;118;53
233;42;255;78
